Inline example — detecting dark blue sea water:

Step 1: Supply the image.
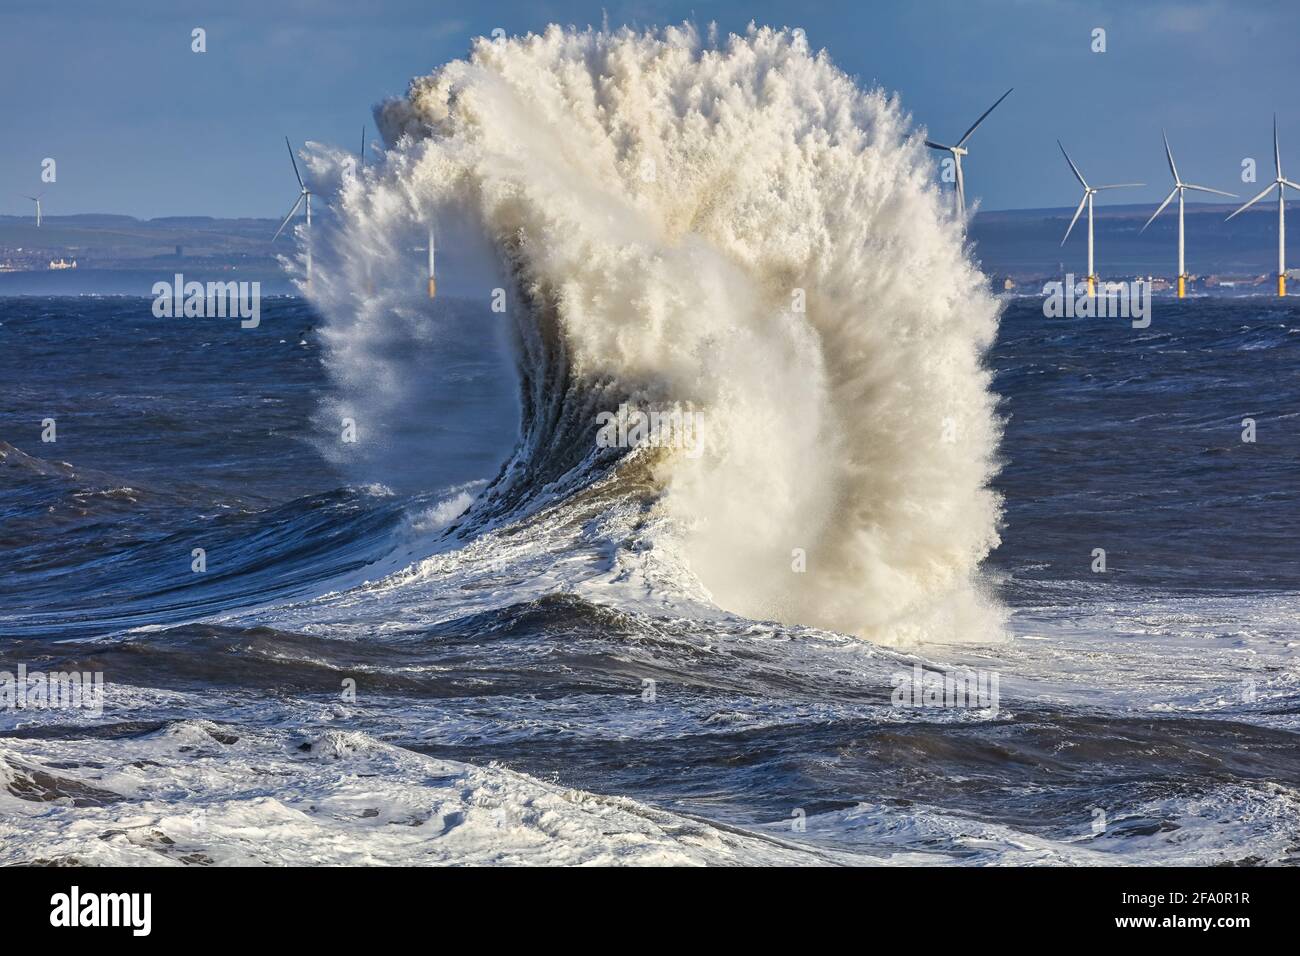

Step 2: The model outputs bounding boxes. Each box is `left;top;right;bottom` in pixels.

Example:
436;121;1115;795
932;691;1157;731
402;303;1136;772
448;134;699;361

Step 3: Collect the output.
1;295;1298;865
990;299;1300;595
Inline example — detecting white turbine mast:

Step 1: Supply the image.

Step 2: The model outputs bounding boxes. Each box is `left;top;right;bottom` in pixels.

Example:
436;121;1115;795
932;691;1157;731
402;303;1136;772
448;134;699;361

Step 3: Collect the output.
273;137;312;286
1141;131;1236;298
1226;115;1300;297
925;87;1013;219
1059;141;1143;297
25;194;43;227
427;219;437;300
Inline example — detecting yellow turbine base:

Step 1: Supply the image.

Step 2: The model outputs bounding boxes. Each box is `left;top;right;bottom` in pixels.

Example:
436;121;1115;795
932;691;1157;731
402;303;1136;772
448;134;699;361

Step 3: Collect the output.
428;277;437;300
1177;276;1186;298
1280;275;1287;298
1086;275;1096;298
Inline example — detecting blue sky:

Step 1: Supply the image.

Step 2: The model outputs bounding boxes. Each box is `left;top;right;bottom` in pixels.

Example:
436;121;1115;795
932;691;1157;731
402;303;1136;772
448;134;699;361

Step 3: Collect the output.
1;0;1296;218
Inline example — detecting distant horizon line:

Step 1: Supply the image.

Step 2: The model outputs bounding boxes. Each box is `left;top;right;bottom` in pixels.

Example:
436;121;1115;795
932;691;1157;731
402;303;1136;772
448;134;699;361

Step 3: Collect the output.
1;199;1290;223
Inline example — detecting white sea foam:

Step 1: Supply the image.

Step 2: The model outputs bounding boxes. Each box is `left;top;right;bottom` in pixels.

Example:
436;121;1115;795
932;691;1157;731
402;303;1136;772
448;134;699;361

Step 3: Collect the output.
409;483;482;532
298;24;1005;645
0;725;833;866
6;596;1298;866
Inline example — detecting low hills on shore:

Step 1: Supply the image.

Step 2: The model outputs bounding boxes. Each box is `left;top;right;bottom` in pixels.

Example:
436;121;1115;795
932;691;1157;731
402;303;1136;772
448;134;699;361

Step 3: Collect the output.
1;201;1296;295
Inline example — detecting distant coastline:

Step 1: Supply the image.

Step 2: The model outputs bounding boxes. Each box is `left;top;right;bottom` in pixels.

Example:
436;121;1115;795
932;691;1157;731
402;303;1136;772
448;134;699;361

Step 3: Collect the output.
2;202;1297;296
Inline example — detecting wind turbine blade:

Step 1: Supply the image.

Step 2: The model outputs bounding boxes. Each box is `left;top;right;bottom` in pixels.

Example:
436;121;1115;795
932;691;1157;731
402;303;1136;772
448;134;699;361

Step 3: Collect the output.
1094;183;1144;190
924;140;953;151
1182;184;1237;198
361;126;366;168
1225;182;1277;221
285;137;305;189
1283;179;1300;192
956;87;1013;148
1062;192;1088;245
1162;130;1180;184
1275;114;1283;181
1058;141;1088;189
272;194;306;241
1141;188;1179;232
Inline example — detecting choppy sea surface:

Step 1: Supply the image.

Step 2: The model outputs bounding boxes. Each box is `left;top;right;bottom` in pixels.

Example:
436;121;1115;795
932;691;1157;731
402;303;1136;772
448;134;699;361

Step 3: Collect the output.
1;295;1298;866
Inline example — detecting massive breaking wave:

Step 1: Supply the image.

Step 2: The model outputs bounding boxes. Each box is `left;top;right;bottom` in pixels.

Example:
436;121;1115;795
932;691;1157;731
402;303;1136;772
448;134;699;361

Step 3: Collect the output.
296;23;1006;644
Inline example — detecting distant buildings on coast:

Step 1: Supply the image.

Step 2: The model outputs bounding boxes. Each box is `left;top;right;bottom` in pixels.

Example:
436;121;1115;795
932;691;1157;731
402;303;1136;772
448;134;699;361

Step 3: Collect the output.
0;255;78;271
993;268;1300;297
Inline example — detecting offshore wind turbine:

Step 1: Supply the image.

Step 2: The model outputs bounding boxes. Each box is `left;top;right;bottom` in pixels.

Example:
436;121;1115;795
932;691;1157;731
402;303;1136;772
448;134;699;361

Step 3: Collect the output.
1059;141;1144;297
25;194;43;227
1226;116;1300;297
1141;131;1236;298
273;137;312;285
925;88;1013;219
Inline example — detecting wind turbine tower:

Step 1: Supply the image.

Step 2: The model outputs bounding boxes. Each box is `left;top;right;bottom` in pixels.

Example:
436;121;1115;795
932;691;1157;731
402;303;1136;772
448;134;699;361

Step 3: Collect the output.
1141;131;1236;298
25;194;43;227
434;221;444;299
925;88;1013;219
273;138;313;286
1059;142;1144;297
1226;116;1299;297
